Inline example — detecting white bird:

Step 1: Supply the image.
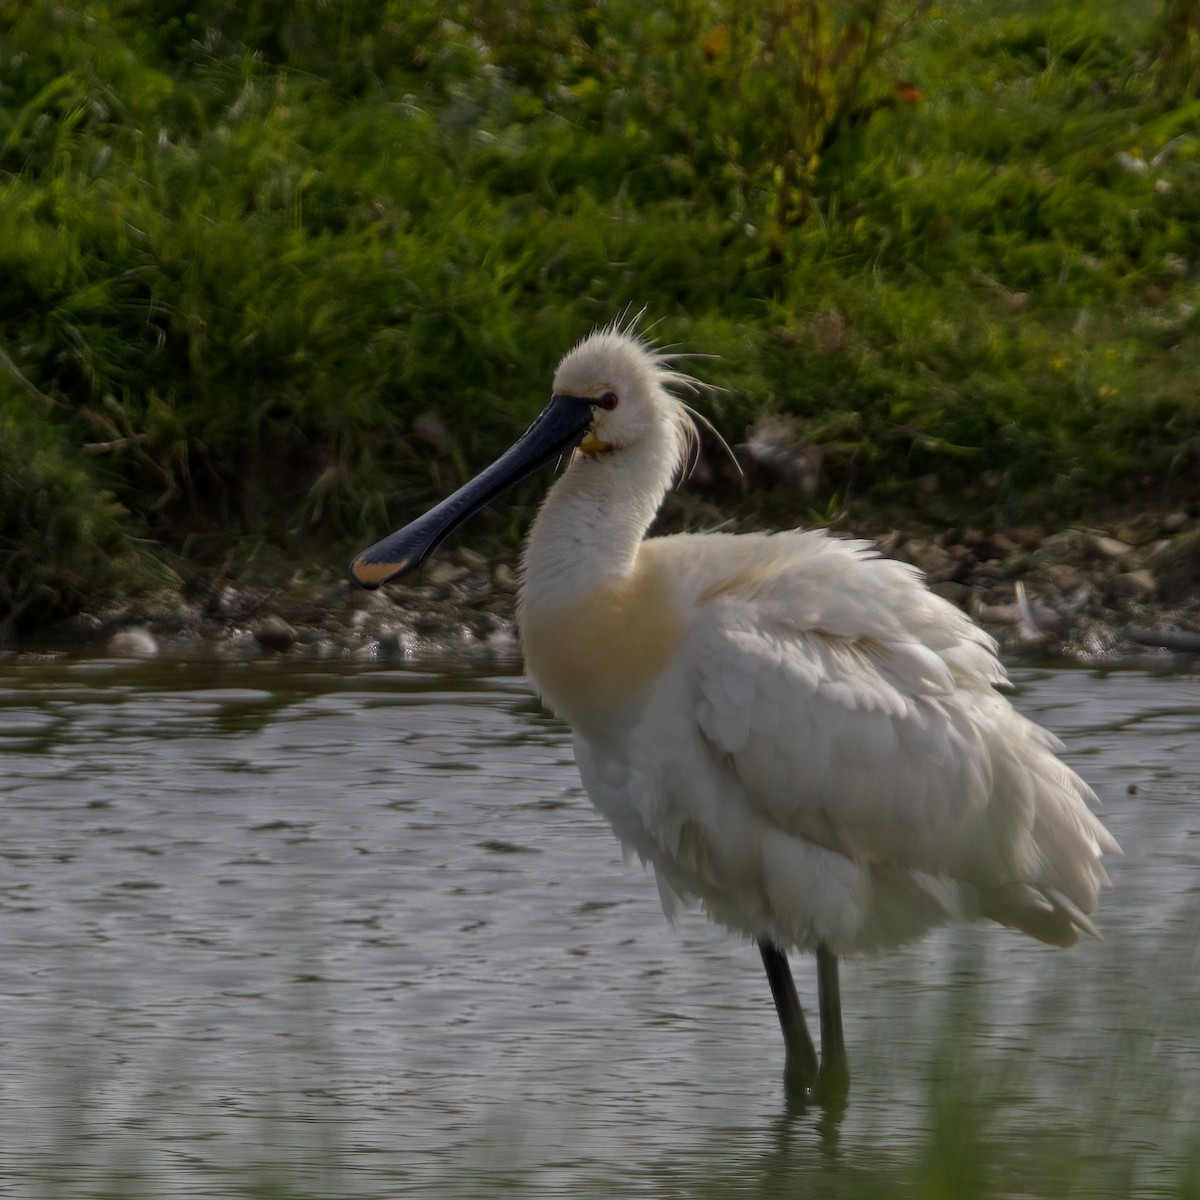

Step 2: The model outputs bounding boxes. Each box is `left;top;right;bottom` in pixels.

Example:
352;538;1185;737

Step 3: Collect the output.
350;318;1120;1105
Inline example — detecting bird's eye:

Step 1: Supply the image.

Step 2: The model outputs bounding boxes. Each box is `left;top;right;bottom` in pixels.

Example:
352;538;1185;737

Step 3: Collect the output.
597;391;619;410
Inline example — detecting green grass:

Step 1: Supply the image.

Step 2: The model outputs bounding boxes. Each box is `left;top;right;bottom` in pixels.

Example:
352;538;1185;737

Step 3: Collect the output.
2;0;1200;628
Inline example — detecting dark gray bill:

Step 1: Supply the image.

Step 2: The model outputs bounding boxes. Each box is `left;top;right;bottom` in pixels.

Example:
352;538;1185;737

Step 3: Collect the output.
349;392;595;589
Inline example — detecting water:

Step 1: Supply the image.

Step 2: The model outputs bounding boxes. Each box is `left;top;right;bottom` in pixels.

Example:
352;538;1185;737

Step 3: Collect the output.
0;652;1197;1197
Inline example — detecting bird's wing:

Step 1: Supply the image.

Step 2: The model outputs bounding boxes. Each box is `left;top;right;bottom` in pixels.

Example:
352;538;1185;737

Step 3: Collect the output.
685;537;1039;881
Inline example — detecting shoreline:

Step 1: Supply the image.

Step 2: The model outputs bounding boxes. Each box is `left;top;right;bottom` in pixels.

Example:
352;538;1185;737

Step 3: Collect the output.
17;515;1200;669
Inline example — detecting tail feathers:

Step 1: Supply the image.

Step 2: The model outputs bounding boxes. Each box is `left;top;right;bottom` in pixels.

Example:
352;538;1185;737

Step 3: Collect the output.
653;864;686;925
980;882;1102;948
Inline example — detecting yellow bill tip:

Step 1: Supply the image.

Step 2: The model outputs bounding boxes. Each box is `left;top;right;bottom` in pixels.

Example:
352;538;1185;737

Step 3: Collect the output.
349;555;410;589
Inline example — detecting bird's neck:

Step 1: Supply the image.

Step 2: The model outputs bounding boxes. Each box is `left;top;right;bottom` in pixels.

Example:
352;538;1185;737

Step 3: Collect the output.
519;446;670;617
517;448;683;730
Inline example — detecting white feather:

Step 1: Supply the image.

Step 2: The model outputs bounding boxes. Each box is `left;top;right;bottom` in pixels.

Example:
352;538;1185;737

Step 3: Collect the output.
518;326;1120;961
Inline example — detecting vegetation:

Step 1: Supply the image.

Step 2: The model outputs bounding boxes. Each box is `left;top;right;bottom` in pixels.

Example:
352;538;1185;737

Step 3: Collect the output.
2;0;1200;628
17;933;1200;1198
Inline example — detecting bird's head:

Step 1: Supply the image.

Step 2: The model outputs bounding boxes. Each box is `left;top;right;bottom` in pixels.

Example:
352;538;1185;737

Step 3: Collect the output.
348;317;706;590
551;324;698;463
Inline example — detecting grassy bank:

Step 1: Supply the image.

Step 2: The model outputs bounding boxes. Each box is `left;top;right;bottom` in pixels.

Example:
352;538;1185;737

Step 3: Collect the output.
3;0;1200;630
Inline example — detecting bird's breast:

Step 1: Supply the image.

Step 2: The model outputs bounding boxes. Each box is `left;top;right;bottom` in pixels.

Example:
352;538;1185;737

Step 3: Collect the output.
520;559;685;730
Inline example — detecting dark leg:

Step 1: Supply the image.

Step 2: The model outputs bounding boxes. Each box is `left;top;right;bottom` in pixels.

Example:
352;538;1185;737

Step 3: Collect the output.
757;939;818;1098
813;943;850;1104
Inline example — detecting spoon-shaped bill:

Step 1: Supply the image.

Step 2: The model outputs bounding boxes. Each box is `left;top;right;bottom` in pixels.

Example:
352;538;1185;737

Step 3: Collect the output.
349;392;596;589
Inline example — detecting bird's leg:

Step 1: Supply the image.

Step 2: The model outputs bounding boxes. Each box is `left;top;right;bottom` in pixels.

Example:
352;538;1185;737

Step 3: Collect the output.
757;939;818;1098
813;943;850;1105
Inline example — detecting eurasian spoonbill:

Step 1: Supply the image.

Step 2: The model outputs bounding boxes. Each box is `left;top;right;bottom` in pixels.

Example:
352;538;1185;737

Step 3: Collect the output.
350;320;1120;1104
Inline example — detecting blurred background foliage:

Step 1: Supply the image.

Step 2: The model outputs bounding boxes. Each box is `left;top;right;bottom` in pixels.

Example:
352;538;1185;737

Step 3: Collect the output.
2;0;1200;625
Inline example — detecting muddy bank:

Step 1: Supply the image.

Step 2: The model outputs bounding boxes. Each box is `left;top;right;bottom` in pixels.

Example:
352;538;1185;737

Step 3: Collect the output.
27;513;1200;668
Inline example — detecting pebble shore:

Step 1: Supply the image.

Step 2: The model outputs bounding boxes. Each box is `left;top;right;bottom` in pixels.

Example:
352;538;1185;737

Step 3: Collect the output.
38;513;1200;667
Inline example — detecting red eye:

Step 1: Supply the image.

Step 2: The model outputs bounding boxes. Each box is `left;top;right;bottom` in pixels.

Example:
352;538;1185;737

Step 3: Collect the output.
598;391;619;410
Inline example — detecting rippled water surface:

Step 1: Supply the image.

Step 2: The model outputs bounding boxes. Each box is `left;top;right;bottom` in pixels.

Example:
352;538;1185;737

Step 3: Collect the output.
0;652;1198;1197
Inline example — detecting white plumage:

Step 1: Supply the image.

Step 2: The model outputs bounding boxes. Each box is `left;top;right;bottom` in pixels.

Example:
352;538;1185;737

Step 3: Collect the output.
352;318;1120;1104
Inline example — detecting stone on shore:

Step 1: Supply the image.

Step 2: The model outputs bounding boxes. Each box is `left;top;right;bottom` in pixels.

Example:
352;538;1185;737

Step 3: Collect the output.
108;627;159;656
